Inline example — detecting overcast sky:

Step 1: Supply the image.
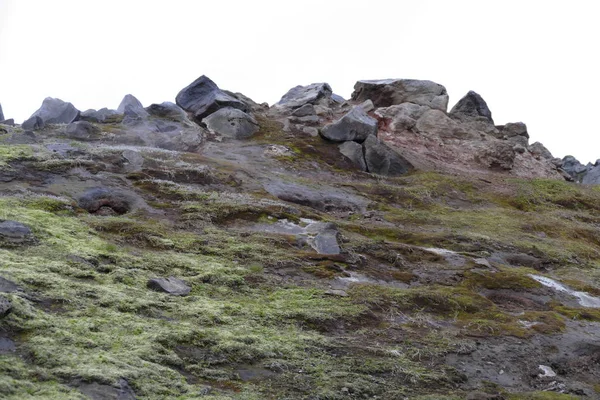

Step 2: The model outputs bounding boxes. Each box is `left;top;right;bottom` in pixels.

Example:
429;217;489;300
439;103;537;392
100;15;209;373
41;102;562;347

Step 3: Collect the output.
1;0;598;162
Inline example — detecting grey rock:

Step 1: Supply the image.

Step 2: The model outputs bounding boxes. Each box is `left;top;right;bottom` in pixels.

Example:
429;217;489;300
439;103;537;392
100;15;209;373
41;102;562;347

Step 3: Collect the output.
78;378;136;400
78;188;132;215
331;93;346;104
513;143;527;154
290;115;319;124
202;107;259;139
582;164;600;185
500;122;529;138
0;296;11;318
122;150;144;172
6;131;37;144
22;115;45;131
363;135;413;176
28;97;80;125
449;91;493;124
0;276;19;293
528;142;553;160
276;83;333;109
561;155;588;182
375;103;428;132
306;223;341;255
147;277;191;296
291;104;316;117
46;142;83;158
80;108;121;124
65;121;102;141
264;181;368;212
358;99;375;113
176;75;248;123
0;220;35;247
320;107;377;142
508;135;529;148
146;102;188;122
0;104;3;121
351;79;449;111
1;119;15;126
302;127;319;137
477;141;516;170
117;94;144;114
339;141;367;171
415;109;468;138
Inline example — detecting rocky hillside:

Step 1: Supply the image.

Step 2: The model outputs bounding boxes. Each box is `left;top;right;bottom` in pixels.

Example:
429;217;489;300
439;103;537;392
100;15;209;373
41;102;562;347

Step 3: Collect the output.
1;75;600;400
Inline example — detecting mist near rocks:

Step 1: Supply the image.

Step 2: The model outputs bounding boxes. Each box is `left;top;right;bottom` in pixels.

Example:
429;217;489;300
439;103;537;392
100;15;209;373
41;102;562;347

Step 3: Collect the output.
1;0;599;162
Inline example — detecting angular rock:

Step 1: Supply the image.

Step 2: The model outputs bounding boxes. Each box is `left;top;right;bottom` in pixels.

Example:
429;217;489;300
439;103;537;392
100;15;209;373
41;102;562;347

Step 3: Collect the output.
0;276;19;293
0;220;35;247
375;103;428;132
22;115;45;131
415;109;467;138
264;181;368;212
80;108;120;124
358;99;375;113
1;119;15;126
65;121;102;141
117;94;144;114
0;296;11;318
477;141;516;170
449;91;493;124
146;102;188;122
276;82;333;109
351;79;449;111
202;107;259;139
176;75;248;123
339;141;367;171
78;188;132;215
28;97;80;125
305;222;341;255
320;107;377;142
147;277;191;296
582;163;600;185
561;156;588;182
501;122;529;138
331;93;346;104
291;104;316;117
529;142;553;160
363;135;413;176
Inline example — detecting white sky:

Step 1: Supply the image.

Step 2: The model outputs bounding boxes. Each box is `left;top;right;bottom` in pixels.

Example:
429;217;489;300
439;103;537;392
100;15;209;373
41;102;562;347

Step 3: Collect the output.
1;0;598;162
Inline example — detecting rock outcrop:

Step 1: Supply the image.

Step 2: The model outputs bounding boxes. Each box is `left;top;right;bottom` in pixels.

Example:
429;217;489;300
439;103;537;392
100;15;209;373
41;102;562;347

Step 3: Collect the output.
351;79;449;111
320;106;377;142
276;83;333;109
449;91;494;123
25;97;80;126
203;107;259;139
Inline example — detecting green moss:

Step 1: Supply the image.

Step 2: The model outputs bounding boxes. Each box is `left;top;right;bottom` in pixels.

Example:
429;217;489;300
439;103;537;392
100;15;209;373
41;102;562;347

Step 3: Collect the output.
508;392;580;400
0;144;34;168
462;267;542;290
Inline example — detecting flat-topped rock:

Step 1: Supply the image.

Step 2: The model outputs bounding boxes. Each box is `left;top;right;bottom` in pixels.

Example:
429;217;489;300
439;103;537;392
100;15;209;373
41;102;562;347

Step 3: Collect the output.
351;79;449;111
276;83;333;109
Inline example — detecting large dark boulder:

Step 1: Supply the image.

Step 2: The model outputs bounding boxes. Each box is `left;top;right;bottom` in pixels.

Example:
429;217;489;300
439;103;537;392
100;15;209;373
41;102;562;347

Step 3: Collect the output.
117;94;144;114
0;220;36;247
27;97;80;125
202;107;259;139
65;121;102;141
320;107;377;142
449;91;493;124
78;188;132;215
146;102;188;122
339;141;367;171
351;79;449;111
22;115;45;131
363;135;413;176
561;156;588;182
176;75;248;123
275;83;333;109
147;277;191;296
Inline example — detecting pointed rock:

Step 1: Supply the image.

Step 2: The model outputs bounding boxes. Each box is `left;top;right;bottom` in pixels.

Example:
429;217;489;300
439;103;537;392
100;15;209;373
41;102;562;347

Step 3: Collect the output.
117;94;144;114
321;107;377;142
339;141;367;171
176;75;248;123
363;135;413;176
450;91;493;124
22;115;45;131
351;79;449;111
28;97;80;125
276;83;333;109
529;142;553;160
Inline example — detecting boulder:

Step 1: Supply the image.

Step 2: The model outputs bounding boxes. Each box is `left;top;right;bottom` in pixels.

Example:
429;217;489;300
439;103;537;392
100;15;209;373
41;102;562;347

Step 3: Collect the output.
320;107;377;142
339;141;367;171
146;102;188;122
276;82;333;109
331;93;346;104
358;99;375;113
21;116;45;131
202;107;259;139
176;75;248;123
117;94;144;114
28;97;80;125
0;296;11;318
305;222;341;255
449;91;493;124
351;79;449;111
80;108;120;124
1;119;15;127
78;188;133;215
147;277;191;296
375;103;428;132
477;141;516;170
0;276;19;293
561;156;588;182
582;163;600;185
0;220;36;247
291;104;316;117
529;142;553;160
65;121;102;141
264;181;368;212
415;109;468;138
363;135;413;176
501;122;529;138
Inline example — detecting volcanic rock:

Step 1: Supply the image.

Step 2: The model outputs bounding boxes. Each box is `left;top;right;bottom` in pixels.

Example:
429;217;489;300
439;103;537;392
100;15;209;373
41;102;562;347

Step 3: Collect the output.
351;79;449;111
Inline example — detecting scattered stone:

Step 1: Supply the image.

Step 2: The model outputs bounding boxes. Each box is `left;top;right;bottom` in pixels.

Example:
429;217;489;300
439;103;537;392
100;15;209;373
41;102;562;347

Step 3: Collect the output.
358;99;375;112
290;115;319;125
78;188;132;215
117;94;144;114
0;220;36;247
65;121;102;140
122;149;144;172
291;104;316;117
305;222;341;255
22;115;45;131
264;181;368;212
202;107;259;139
302;127;319;136
538;365;557;378
147;277;191;296
529;142;554;160
276;82;333;109
146;102;189;122
351;79;449;111
0;296;12;318
80;108;121;124
263;144;294;158
78;378;136;400
363;135;413;176
325;289;348;297
176;75;248;123
339;141;367;171
450;91;494;123
0;276;19;293
320;107;377;142
6;131;38;144
28;97;80;125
